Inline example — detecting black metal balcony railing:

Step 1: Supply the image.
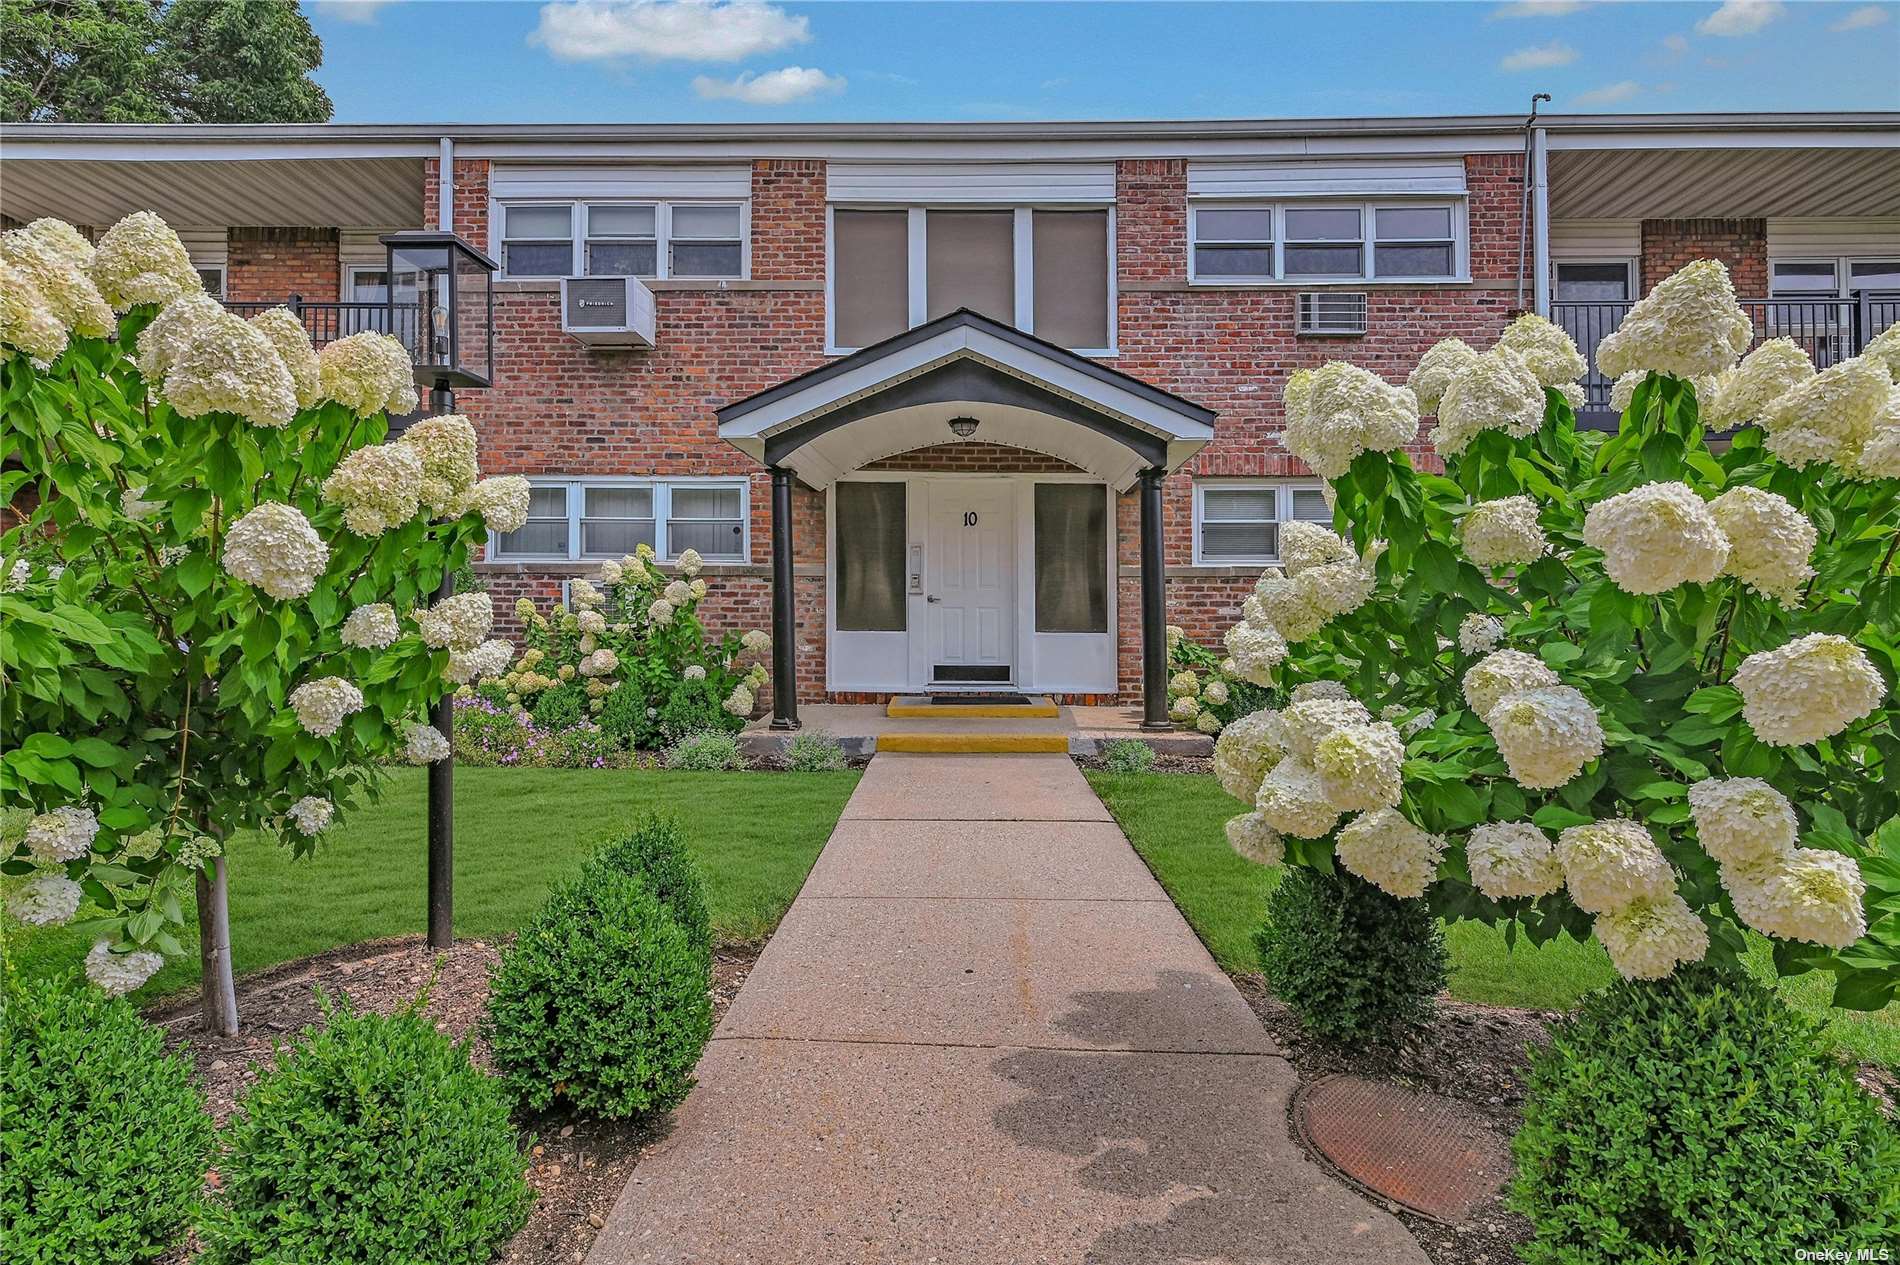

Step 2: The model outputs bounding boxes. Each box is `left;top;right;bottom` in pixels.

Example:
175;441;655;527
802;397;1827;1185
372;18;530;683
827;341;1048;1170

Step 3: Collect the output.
1556;293;1900;412
223;295;426;355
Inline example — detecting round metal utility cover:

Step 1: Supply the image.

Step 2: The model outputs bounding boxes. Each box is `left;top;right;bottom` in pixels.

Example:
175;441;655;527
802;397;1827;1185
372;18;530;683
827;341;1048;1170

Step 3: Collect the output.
1292;1073;1511;1225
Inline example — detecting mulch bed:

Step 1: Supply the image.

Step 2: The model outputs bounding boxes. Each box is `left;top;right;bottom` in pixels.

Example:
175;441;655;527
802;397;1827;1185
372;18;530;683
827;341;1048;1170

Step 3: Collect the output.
1072;752;1212;775
149;936;760;1265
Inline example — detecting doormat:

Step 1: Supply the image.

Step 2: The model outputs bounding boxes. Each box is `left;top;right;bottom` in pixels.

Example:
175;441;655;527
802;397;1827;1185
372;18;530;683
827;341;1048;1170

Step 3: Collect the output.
1290;1074;1510;1225
928;693;1035;706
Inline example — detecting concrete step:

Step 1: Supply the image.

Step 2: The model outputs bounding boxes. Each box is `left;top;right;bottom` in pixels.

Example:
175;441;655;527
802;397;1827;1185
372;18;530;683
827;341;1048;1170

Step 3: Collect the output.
875;733;1072;754
886;694;1061;719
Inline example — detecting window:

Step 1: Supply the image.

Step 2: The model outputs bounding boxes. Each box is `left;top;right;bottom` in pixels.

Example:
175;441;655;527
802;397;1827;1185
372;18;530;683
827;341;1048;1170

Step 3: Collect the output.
195;265;226;298
1773;257;1900;298
835;481;907;632
1188;201;1465;283
497;201;747;280
1554;261;1634;302
1193;480;1330;565
490;478;748;562
1034;484;1107;633
1848;259;1900;294
828;206;1114;352
347;266;389;303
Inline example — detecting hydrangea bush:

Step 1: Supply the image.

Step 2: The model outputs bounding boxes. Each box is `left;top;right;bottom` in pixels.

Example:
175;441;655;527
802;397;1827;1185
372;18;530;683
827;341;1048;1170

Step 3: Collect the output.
1164;624;1271;734
1213;271;1900;1007
1;213;521;1019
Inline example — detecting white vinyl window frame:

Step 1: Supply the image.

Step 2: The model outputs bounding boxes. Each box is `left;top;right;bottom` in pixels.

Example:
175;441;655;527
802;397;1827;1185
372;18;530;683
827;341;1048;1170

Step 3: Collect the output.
824;204;1119;357
193;264;227;299
1770;256;1900;299
495;199;751;281
487;475;751;563
1187;200;1469;285
1550;257;1637;302
1191;479;1331;566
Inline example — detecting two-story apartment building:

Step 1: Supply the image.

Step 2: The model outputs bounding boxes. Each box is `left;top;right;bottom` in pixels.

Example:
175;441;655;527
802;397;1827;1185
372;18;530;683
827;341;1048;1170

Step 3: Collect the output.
5;112;1896;726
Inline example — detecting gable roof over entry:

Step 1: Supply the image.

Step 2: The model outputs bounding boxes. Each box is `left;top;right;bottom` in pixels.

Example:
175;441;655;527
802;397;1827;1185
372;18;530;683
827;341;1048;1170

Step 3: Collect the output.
716;310;1216;492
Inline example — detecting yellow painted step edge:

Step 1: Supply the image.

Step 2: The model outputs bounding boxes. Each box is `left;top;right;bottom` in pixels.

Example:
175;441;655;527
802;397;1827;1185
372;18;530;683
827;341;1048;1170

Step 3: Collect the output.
877;733;1071;754
886;700;1060;719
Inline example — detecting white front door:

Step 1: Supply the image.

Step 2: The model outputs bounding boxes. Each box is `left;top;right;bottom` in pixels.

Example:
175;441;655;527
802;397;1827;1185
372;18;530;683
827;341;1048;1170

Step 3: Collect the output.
926;480;1015;684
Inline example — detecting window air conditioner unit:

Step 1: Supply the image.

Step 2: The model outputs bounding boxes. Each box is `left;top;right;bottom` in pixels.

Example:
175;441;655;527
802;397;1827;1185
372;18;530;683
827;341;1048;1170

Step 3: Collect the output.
561;275;656;348
1295;291;1368;336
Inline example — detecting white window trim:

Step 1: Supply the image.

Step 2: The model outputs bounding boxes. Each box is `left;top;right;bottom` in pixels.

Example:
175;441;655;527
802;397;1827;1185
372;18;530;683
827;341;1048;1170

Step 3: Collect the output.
487;475;751;563
1187;199;1469;286
493;198;751;282
1550;257;1637;302
824;203;1118;357
344;263;388;302
193;263;227;299
1191;478;1329;567
1769;255;1900;299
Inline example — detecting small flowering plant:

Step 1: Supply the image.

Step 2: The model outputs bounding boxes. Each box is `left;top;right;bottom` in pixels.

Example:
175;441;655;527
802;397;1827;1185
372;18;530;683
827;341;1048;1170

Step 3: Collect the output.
1215;274;1900;1007
1;213;523;1005
1164;624;1270;734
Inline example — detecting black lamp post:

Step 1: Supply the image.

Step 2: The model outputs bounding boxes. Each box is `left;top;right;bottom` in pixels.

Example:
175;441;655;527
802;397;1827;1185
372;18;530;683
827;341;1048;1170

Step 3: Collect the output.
379;232;497;949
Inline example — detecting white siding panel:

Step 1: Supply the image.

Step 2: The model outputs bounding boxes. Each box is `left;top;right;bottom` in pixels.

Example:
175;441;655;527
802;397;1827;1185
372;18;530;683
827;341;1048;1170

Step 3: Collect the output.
828;161;1115;204
1549;219;1640;258
489;164;751;201
339;229;396;267
1767;217;1900;258
1188;159;1467;199
176;226;226;267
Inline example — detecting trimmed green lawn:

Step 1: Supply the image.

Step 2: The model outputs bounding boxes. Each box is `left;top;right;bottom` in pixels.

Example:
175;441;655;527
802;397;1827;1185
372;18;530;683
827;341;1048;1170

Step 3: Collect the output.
2;767;859;1003
1087;770;1900;1067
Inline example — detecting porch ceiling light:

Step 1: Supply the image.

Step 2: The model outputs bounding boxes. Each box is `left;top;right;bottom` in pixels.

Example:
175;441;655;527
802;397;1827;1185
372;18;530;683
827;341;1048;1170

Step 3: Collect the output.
948;415;980;438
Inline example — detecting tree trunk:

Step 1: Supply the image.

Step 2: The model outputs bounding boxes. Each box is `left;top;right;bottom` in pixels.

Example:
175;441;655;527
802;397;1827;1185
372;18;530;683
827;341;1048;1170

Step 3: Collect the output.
196;857;238;1035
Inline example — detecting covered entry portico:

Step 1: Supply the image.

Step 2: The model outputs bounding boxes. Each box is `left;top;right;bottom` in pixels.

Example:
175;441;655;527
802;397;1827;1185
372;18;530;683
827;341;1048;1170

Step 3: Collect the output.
716;310;1215;730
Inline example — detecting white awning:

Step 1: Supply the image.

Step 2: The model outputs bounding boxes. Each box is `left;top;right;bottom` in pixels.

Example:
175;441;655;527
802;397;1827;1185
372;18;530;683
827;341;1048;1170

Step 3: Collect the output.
1188;158;1468;200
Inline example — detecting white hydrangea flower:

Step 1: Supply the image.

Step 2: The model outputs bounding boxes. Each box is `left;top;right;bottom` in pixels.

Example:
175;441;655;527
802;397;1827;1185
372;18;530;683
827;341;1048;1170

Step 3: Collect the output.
1406;337;1479;415
1582;482;1728;595
0;260;70;365
288;677;365;738
1498;312;1586;388
1462;648;1557;717
1595;890;1709;980
1196;710;1223;735
676;547;704;577
663;578;691;606
1758;355;1891;471
1852;388;1900;480
1279;521;1357;576
1225;811;1285;867
1466;821;1563;900
318;331;419;418
598;559;625;585
249;307;322;409
470;476;532;533
1724;849;1866;949
689;578;708;599
1280;360;1419;479
1213;708;1289;802
1169;694;1202;721
222;502;328;600
745;663;768;690
724;683;754;717
1311;721;1404;812
89;211;200;310
320;442;424;536
447;638;515;685
119;484;162;521
1223;620;1287;686
578;647;619;678
1555;819;1674;915
14;218;93;268
683;664;707;681
398;414;481;517
1608;369;1648;417
1251;572;1327;642
570;578;604;609
1434;344;1546;456
1253;758;1342;839
24;805;98;862
162;310;299;429
413;591;493;653
1686;776;1796;868
1202;678;1229;707
1861;320;1900;382
84;940;164;996
1732;633;1884;746
1707;487;1815;606
1335;807;1445;898
576;608;607;635
620;554;651;584
403;720;451;765
1557;382;1585;411
742;629;772;654
1169;669;1201;698
648;597;676;627
134;293;225;386
1458;612;1505;655
1289;681;1355;705
287;796;333;836
1702;337;1814;430
1595;259;1752;382
340;603;400;649
1280;695;1372;763
1461;496;1547;568
1485;685;1605;790
1382;703;1436;737
8;872;83;926
1294;540;1384;621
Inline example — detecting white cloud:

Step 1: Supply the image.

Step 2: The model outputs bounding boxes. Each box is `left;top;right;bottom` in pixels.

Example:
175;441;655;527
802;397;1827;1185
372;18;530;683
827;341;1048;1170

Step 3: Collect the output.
1501;40;1579;70
1828;4;1890;31
1571;80;1644;106
531;0;809;63
1696;0;1785;36
1490;0;1592;17
310;0;393;22
1662;32;1690;54
692;65;845;105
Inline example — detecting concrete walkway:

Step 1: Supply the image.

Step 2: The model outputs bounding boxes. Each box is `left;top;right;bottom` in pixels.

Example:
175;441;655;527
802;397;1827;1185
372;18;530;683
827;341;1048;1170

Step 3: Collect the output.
588;755;1427;1265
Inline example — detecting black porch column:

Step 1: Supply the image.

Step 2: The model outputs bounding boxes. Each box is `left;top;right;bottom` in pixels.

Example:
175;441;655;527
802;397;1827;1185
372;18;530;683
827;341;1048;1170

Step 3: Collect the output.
768;466;801;731
1138;467;1170;731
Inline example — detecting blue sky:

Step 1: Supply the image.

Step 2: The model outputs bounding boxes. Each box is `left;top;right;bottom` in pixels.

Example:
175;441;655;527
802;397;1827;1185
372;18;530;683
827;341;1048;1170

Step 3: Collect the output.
305;0;1900;123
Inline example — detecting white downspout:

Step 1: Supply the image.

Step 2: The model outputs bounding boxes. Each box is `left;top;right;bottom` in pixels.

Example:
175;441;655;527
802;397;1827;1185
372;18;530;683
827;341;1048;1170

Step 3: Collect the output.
437;136;455;234
1531;126;1551;316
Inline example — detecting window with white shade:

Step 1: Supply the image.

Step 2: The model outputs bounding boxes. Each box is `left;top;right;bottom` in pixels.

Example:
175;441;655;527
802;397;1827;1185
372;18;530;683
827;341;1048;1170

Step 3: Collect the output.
1193;481;1331;565
1771;257;1900;298
490;478;749;562
497;200;748;280
1188;201;1465;283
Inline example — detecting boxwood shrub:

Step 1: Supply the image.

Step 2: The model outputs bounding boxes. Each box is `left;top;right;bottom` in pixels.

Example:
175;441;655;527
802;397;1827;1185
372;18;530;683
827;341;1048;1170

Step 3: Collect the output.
1252;866;1448;1042
1511;963;1900;1263
485;862;713;1118
590;815;712;960
0;973;213;1264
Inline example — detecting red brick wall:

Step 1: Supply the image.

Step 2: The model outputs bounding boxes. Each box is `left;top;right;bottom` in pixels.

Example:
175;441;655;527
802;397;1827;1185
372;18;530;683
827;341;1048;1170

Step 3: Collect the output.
422;157;491;241
1641;218;1768;295
225;227;339;303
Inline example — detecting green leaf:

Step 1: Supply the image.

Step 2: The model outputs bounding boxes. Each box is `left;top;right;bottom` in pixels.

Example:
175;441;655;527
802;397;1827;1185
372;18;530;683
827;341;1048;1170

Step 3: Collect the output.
1831;970;1897;1012
177;549;215;597
1532;805;1593;830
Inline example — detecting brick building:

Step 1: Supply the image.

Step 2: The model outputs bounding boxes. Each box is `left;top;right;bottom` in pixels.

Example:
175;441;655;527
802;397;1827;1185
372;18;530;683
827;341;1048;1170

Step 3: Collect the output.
5;113;1897;723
